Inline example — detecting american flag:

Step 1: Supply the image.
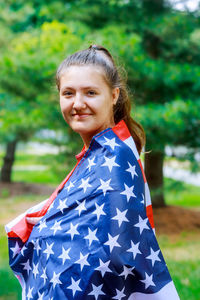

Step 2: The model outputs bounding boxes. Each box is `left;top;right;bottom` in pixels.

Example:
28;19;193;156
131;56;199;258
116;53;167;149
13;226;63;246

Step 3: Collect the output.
5;120;180;299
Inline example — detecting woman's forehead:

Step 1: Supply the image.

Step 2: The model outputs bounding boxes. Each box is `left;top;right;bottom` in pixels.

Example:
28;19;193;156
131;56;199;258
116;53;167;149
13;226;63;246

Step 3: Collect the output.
60;65;108;88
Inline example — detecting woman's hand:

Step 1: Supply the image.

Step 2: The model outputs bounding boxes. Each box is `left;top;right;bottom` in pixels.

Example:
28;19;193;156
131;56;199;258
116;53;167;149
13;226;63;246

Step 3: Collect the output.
26;216;43;225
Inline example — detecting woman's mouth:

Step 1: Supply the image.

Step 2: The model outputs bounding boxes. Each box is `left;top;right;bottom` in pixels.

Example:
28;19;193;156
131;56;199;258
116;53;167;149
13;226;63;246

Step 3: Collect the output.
72;113;91;119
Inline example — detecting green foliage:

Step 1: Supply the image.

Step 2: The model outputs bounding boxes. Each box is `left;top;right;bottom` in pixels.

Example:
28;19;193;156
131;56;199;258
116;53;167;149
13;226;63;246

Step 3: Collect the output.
0;0;200;191
136;98;200;150
0;20;87;147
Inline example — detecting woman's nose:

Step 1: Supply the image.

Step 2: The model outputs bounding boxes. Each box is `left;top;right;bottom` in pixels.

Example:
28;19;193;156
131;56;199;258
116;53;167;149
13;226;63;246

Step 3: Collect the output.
73;93;86;110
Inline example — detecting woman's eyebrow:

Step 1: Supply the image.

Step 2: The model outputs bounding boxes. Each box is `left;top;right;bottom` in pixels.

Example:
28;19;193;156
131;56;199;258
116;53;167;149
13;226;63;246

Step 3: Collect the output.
60;86;74;92
61;85;99;92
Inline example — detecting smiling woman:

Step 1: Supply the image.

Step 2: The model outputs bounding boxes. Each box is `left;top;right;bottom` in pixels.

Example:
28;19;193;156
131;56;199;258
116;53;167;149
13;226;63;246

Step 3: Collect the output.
6;45;180;300
59;65;119;149
56;45;145;155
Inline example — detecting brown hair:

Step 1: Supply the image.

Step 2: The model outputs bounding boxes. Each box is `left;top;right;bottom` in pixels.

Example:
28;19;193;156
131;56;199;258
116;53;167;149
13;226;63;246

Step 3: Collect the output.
56;45;145;154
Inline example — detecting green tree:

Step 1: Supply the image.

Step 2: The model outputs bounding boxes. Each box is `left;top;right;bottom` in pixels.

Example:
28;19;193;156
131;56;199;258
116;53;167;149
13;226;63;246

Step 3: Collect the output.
66;0;200;207
1;0;199;207
0;20;86;181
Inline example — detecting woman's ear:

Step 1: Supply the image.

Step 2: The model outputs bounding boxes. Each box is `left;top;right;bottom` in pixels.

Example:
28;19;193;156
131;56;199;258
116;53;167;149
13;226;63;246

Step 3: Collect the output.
112;87;120;105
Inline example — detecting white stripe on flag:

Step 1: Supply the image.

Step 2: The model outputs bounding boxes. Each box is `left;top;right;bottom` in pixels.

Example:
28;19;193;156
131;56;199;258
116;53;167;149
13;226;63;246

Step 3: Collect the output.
128;281;180;300
124;136;140;160
145;183;151;207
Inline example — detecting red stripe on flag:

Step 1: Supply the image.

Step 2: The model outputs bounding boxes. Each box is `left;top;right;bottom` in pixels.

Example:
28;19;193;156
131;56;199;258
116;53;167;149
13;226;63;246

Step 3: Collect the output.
146;205;155;229
112;120;131;141
138;159;147;183
8;217;33;242
8;231;20;238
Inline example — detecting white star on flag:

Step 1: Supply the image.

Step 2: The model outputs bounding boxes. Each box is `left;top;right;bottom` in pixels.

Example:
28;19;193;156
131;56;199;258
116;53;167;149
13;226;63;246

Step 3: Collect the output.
87;157;96;171
65;181;74;192
84;228;99;246
21;259;32;275
75;199;87;216
33;239;41;256
50;220;62;235
40;267;47;284
119;265;135;279
104;137;119;150
126;162;138;179
74;252;90;271
67;278;82;296
50;271;62;289
79;177;92;193
134;215;150;234
140;272;156;289
146;248;161;266
101;156;120;172
97;178;113;196
127;241;141;259
10;241;21;258
141;193;145;205
32;262;39;278
113;287;126;300
95;258;112;277
21;245;27;256
104;233;120;252
38;291;45;300
57;198;68;213
92;202;106;221
88;283;105;300
58;246;71;265
38;219;47;232
112;208;129;227
66;223;80;240
27;286;34;300
43;242;54;260
120;183;136;202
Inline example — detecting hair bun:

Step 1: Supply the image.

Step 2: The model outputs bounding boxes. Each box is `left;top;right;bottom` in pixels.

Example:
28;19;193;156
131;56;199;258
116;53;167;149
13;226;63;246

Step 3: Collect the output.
89;44;103;51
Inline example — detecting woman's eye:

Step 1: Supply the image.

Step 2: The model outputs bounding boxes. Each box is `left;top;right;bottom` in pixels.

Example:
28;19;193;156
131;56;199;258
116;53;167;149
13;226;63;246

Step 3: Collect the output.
87;90;96;96
64;91;73;96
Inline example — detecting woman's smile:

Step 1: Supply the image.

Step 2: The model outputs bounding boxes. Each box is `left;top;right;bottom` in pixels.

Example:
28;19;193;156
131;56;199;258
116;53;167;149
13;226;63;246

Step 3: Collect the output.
59;65;119;149
71;113;92;119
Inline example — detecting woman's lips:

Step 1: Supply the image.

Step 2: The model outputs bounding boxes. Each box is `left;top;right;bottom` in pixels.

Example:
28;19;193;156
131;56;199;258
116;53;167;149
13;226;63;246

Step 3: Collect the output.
72;113;91;119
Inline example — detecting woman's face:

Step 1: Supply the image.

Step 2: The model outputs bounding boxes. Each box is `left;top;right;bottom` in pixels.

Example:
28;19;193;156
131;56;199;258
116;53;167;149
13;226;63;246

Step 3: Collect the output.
59;65;119;148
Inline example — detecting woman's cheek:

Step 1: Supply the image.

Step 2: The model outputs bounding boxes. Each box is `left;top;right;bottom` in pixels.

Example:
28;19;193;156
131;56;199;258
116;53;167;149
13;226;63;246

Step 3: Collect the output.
60;100;72;114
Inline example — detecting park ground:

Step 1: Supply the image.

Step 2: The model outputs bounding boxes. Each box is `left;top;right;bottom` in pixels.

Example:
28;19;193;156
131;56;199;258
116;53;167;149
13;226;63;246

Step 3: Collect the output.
0;151;200;299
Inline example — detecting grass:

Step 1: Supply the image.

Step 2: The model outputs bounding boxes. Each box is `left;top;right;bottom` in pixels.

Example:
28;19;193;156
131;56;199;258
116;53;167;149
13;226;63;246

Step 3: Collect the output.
0;151;77;185
165;178;200;208
12;169;61;185
157;233;200;299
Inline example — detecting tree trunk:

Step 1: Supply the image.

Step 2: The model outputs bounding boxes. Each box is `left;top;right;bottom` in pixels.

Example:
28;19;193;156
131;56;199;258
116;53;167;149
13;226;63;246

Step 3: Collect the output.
0;140;17;182
144;150;165;208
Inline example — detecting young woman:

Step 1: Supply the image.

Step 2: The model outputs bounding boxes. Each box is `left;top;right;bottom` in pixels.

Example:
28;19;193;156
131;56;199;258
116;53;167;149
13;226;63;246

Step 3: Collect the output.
6;45;180;299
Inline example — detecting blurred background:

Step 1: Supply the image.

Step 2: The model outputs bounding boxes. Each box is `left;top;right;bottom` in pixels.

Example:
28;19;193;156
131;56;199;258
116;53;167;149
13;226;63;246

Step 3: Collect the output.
0;0;200;299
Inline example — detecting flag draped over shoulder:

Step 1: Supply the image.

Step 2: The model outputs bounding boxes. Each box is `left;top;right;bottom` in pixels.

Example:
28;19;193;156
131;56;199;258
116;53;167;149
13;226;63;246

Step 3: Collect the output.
5;120;180;300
